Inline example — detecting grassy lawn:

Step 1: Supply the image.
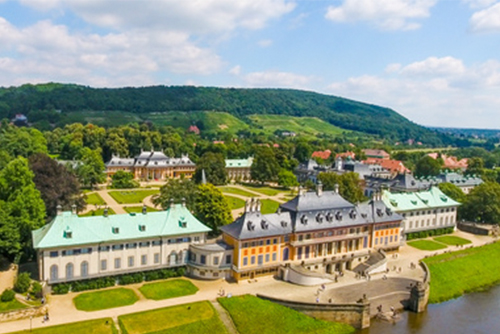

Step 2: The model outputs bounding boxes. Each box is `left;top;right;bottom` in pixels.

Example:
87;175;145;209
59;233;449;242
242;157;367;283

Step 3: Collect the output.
118;301;228;334
424;241;500;304
73;288;139;311
86;192;106;205
124;206;159;214
108;190;159;204
433;236;472;246
407;240;448;251
219;186;258;198
219;295;354;334
260;199;280;214
242;184;287;197
7;318;117;334
225;196;246;210
0;299;28;312
138;279;198;300
79;207;116;217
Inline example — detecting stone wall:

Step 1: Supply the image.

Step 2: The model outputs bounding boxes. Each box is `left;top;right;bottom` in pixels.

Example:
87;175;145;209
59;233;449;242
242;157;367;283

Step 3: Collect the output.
257;294;370;329
457;222;496;236
0;305;48;322
407;261;430;313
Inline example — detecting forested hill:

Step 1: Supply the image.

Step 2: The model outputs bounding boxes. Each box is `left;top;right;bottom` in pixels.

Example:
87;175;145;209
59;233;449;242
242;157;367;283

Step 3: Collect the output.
0;83;442;143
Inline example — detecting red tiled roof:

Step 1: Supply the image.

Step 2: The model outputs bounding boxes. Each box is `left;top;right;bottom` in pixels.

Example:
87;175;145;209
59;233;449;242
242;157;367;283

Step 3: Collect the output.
363;158;409;174
311;149;332;160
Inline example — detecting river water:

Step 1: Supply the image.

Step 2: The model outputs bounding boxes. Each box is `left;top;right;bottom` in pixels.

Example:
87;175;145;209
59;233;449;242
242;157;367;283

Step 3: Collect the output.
358;284;500;334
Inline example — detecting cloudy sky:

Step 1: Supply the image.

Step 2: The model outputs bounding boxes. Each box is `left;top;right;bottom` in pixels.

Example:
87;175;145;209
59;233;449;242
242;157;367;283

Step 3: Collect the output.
1;0;500;128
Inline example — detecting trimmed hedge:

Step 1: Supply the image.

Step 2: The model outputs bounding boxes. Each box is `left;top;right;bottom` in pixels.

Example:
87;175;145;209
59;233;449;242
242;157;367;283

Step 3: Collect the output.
51;266;186;294
406;227;454;241
1;289;15;302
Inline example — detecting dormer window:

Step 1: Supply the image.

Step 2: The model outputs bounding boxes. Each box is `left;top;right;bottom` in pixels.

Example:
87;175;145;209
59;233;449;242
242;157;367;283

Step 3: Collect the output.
301;215;308;225
335;211;342;221
316;213;323;223
139;225;146;232
261;220;269;230
376;208;383;217
179;220;187;228
326;212;334;222
64;231;72;239
349;210;356;219
247;221;255;231
112;227;120;234
386;208;392;216
281;221;288;228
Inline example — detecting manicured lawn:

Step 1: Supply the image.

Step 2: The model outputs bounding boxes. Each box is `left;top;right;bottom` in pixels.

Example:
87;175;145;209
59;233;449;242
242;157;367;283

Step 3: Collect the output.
0;299;28;312
407;240;448;251
124;206;159;214
6;318;117;334
219;186;258;198
433;236;472;246
79;207;116;217
260;199;280;214
73;288;139;311
118;301;228;334
424;241;500;303
86;192;106;205
138;279;198;300
225;196;246;210
242;185;288;197
219;295;354;334
108;190;159;204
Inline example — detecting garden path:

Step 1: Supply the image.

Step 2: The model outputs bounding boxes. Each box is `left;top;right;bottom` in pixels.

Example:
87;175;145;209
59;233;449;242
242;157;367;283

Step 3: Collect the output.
96;190;127;214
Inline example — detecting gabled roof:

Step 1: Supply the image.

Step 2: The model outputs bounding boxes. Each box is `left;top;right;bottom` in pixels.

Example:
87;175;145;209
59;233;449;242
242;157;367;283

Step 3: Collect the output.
382;186;460;212
32;204;211;249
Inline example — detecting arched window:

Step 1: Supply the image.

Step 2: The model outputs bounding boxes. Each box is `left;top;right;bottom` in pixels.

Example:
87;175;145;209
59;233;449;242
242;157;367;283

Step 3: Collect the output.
50;265;58;281
169;251;177;265
81;261;89;277
66;263;74;280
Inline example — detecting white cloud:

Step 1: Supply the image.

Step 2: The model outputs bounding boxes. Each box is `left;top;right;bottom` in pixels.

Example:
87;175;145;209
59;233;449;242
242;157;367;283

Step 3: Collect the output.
463;0;498;9
470;2;500;32
325;0;437;31
244;70;315;89
258;39;273;47
229;65;242;75
326;58;500;128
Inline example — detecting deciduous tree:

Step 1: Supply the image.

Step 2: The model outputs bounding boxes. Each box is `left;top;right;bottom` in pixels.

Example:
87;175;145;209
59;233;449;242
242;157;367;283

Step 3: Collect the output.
193;184;232;236
193;152;227;185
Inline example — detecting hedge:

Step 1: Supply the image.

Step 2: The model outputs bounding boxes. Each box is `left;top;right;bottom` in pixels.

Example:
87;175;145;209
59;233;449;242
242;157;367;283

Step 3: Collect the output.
1;289;15;302
406;227;454;241
51;266;186;294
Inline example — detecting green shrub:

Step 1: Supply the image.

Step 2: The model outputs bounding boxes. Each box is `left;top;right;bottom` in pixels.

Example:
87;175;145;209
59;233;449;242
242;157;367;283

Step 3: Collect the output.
30;282;43;299
14;272;31;293
1;289;15;302
52;283;70;295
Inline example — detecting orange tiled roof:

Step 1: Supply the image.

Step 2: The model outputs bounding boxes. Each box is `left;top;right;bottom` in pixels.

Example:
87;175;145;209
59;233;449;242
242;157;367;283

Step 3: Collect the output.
363;158;410;174
311;149;332;160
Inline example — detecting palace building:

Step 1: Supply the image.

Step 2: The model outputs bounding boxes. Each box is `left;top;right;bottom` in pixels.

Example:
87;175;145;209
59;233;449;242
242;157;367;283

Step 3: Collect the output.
105;150;195;181
225;157;253;181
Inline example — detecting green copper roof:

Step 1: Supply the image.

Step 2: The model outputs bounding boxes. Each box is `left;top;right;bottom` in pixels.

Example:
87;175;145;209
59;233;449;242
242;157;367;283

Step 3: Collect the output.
32;204;211;249
382;187;460;212
225;158;253;168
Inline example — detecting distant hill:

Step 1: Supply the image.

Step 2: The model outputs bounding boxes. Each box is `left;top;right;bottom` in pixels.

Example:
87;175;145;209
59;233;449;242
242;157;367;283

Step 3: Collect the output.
0;83;444;144
430;126;500;139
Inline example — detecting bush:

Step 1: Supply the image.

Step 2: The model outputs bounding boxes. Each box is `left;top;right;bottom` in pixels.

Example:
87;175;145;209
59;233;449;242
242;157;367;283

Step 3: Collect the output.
406;227;455;241
52;283;70;295
14;272;31;294
1;289;15;302
30;282;43;299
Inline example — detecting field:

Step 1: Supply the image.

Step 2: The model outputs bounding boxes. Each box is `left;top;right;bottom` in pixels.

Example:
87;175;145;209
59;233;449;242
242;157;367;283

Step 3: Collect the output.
423;241;500;303
225;196;246;210
219;186;259;198
6;318;117;334
118;301;228;334
85;192;106;206
79;207;116;217
433;236;471;246
0;299;27;312
108;190;159;204
242;184;290;197
124;206;159;214
407;240;448;251
138;279;198;300
73;288;139;311
218;295;354;334
260;199;280;214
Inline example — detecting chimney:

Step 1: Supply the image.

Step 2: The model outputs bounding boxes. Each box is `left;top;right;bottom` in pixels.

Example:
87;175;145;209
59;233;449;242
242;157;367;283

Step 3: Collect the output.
336;156;343;171
103;207;109;217
57;205;63;216
334;183;340;194
299;186;305;196
256;199;261;212
317;181;323;197
181;197;186;207
142;204;147;215
250;198;255;212
71;204;77;215
245;199;251;213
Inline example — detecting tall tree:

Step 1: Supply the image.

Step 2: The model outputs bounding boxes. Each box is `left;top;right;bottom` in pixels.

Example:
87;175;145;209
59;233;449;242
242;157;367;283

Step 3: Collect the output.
415;156;442;177
466;157;484;176
461;182;500;224
0;202;21;261
29;153;84;218
251;147;280;184
76;147;106;188
278;169;299;189
294;141;313;163
193;152;227;185
193;184;232;236
317;172;366;203
438;182;466;203
152;178;197;209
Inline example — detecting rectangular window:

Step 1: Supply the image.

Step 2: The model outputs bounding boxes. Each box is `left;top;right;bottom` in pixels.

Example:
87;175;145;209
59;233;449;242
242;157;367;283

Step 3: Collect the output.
194;236;200;242
101;259;107;271
265;254;270;262
112;244;124;251
49;251;58;258
243;242;249;248
284;235;289;242
375;238;378;245
139;241;150;248
128;256;134;267
251;256;256;265
243;257;248;266
213;257;219;265
226;255;231;264
272;253;277;261
298;247;302;260
154;253;160;264
114;258;121;269
62;249;73;256
141;255;147;265
273;238;278;244
258;255;264;265
81;248;92;254
266;239;271;245
99;246;110;252
152;240;162;246
126;243;137;249
200;255;206;264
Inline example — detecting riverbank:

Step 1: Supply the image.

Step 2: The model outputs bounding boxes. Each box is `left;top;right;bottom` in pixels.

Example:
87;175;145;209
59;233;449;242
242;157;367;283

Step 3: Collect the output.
423;240;500;304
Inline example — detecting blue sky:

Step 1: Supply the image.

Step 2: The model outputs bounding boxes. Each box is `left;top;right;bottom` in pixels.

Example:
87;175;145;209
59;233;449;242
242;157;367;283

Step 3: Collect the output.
1;0;500;128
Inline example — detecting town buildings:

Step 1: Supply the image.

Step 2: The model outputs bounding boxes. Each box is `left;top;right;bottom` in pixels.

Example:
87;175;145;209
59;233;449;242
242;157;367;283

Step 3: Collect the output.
105;150;195;181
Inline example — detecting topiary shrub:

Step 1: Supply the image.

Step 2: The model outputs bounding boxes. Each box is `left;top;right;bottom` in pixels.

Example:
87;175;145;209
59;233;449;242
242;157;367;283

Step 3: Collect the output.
30;282;43;299
14;272;31;294
1;289;15;302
